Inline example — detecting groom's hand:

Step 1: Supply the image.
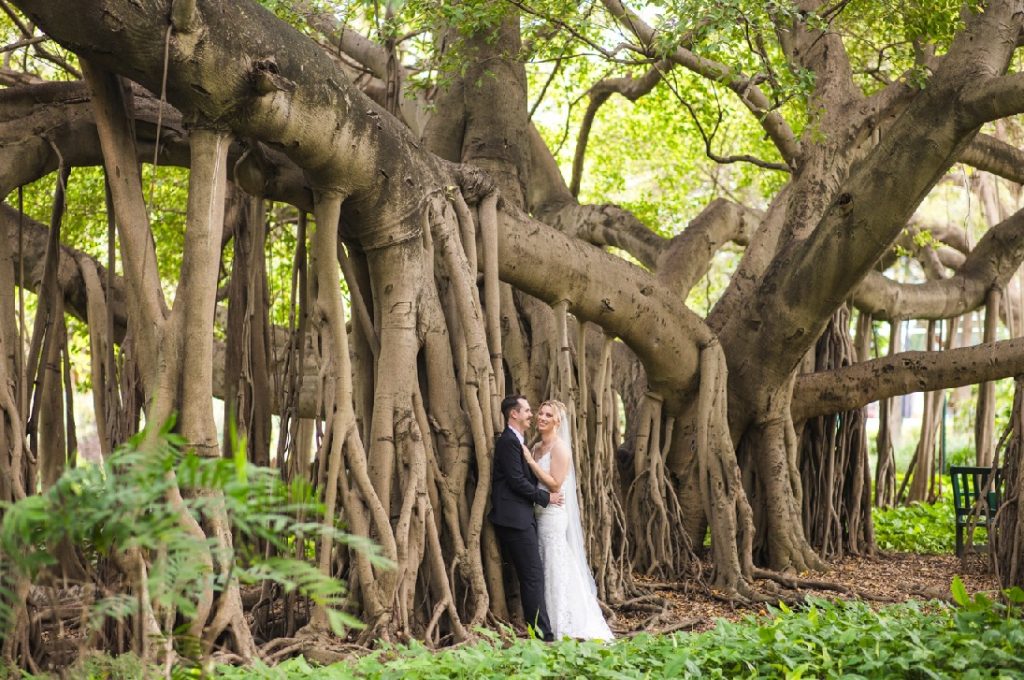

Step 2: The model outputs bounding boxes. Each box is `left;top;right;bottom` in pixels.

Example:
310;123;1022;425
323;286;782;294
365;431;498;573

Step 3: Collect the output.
549;491;564;506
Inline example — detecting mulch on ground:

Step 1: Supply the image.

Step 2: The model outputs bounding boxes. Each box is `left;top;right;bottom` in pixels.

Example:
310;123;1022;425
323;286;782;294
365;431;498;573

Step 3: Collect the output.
615;551;1000;635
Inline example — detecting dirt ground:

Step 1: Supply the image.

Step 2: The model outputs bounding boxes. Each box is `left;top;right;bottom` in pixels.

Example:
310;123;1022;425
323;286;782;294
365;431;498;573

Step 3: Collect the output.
614;551;1000;635
27;551;1000;672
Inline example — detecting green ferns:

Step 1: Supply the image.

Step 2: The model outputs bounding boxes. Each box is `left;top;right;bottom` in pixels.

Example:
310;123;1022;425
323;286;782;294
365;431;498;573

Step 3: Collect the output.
0;421;381;658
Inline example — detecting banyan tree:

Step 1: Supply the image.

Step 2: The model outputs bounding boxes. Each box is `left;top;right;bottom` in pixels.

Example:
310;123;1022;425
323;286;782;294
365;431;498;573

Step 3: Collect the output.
4;0;1024;668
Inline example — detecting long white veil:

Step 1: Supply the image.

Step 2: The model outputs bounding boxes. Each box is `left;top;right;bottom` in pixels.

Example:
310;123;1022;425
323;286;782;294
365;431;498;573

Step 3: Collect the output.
557;407;599;596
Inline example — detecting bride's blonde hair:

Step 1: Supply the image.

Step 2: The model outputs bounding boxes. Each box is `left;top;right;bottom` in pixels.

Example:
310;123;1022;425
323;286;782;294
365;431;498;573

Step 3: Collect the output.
539;399;568;425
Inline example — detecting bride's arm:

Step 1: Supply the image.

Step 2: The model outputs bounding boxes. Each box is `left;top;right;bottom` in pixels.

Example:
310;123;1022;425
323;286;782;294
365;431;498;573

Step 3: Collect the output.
523;441;569;492
522;443;556;490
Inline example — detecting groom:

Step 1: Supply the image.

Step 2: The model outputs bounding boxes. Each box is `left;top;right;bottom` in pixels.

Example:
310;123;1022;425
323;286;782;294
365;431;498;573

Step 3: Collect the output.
489;394;563;641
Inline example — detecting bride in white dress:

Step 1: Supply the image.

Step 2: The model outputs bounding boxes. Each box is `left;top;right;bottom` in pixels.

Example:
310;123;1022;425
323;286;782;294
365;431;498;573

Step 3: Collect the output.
521;399;614;641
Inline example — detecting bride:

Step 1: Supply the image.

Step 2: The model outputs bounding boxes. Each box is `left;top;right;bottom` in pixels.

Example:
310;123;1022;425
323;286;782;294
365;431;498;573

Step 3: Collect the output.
521;399;614;641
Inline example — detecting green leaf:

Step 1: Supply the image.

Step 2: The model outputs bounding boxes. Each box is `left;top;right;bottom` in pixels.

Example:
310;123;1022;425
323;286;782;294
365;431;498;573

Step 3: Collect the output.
951;576;969;607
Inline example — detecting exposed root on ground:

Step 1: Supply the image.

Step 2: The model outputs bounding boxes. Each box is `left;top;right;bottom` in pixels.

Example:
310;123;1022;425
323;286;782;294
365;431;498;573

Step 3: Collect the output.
751;568;898;603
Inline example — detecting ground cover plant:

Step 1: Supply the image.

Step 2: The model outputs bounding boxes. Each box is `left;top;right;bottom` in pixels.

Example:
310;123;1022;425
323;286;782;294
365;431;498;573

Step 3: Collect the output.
205;582;1024;679
14;580;1024;678
1;426;1015;678
873;499;957;554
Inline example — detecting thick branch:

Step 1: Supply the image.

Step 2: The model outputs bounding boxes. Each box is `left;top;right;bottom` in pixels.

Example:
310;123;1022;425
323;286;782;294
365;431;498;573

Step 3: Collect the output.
2;203;125;335
289;0;431;135
772;0;857;115
717;2;1024;425
852;206;1024;321
0;81;188;197
792;338;1024;421
291;0;389;79
961;71;1024;126
493;199;711;400
959;133;1024;185
0;81;310;212
655;198;760;294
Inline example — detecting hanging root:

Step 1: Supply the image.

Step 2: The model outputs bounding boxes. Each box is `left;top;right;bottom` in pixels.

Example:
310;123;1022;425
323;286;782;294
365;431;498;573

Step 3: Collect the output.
429;191;501;626
995;377;1024;589
798;306;874;558
584;333;636;602
696;339;758;600
626;393;698;579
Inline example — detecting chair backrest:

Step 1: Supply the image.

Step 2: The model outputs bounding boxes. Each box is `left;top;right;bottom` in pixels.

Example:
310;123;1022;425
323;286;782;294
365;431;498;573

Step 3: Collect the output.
950;465;998;516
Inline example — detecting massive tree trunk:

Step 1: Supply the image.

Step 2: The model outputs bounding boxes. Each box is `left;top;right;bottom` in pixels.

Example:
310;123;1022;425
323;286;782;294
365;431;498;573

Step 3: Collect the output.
7;0;1024;667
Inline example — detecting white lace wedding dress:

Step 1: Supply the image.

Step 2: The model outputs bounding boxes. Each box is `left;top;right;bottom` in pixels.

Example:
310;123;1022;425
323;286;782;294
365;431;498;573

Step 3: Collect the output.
536;452;614;640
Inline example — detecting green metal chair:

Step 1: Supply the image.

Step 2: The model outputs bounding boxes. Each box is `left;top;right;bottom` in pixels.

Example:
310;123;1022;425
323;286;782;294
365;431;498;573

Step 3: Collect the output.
950;465;1002;557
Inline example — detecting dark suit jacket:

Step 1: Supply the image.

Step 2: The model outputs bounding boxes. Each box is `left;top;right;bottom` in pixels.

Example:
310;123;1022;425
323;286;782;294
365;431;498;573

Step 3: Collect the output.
489;427;550;529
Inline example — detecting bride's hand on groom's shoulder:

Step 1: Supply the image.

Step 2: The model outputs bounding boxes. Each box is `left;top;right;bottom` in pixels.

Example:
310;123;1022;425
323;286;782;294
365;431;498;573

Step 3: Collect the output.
520;443;534;462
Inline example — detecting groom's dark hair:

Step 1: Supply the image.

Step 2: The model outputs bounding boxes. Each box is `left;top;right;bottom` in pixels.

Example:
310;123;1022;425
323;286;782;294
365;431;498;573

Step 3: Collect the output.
501;394;526;424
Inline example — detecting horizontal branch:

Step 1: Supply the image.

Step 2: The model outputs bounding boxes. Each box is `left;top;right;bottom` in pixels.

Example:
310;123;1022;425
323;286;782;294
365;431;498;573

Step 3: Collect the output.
960;71;1024;127
852;205;1024;320
493;197;710;398
0;81;186;197
792;337;1024;421
960;133;1024;185
2;202;126;335
0;81;310;211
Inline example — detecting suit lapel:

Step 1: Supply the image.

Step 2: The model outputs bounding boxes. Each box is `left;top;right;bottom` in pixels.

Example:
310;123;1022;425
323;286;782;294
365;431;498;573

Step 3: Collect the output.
506;428;536;483
520;438;537;484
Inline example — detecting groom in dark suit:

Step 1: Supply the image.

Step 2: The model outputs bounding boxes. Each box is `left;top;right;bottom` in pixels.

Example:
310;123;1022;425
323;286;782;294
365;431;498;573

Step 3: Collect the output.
490;394;563;641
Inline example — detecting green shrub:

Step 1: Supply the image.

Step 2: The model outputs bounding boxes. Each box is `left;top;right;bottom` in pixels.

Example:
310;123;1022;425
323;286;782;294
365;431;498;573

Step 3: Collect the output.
872;498;975;554
215;580;1024;679
944;444;976;471
65;651;148;679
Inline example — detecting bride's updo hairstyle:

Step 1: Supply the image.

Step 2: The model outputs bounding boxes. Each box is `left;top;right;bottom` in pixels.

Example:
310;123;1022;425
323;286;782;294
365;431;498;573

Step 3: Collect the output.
539;399;568;426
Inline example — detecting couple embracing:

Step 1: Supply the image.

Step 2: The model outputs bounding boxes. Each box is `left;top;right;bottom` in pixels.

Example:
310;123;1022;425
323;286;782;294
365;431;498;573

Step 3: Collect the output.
489;394;613;641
